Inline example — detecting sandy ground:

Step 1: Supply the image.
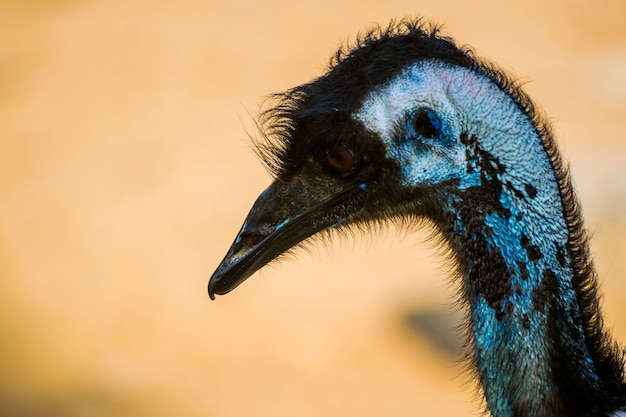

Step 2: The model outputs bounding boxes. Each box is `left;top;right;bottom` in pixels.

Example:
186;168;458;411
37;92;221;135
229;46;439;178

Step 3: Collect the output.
1;1;625;416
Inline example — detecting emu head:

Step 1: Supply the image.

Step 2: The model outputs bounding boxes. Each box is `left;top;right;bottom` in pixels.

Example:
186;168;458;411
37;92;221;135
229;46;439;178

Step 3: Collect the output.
208;22;554;299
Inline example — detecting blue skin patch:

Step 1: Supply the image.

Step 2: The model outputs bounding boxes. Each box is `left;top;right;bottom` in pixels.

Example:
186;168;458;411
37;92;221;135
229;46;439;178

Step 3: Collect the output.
359;183;367;191
353;59;603;416
276;218;290;230
428;110;442;133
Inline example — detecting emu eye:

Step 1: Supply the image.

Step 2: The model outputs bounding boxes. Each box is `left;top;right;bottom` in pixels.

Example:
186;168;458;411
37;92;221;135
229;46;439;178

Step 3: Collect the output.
325;145;357;176
412;108;441;139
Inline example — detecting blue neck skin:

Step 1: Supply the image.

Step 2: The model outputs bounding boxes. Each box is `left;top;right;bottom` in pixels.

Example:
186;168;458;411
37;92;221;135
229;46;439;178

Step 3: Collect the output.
441;133;601;416
352;60;608;416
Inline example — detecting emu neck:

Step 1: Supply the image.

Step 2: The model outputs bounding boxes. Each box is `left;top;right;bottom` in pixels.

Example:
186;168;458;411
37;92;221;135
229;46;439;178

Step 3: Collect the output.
352;60;624;415
443;131;602;416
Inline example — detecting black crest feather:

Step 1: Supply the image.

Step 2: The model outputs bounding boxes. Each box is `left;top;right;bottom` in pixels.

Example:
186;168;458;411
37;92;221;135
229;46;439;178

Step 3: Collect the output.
252;18;476;182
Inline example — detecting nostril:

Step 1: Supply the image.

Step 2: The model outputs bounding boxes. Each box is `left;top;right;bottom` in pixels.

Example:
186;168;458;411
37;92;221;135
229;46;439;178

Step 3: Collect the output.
233;232;266;254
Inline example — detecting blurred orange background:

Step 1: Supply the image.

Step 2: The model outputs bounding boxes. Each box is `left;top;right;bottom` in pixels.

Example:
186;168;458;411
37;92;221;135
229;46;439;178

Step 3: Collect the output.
1;1;625;416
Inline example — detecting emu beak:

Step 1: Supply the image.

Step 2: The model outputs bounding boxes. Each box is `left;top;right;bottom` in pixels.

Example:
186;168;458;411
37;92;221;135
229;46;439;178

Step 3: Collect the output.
208;177;365;299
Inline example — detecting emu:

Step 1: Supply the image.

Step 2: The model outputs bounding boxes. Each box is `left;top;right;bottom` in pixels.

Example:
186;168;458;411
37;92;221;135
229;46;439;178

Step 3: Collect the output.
208;20;626;416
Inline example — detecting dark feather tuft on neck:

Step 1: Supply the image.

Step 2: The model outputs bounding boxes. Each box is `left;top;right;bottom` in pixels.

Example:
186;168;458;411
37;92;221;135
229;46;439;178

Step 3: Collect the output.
547;132;626;413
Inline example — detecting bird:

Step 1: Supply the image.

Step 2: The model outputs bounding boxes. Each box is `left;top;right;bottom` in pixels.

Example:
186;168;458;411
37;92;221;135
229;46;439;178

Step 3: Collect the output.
208;19;626;416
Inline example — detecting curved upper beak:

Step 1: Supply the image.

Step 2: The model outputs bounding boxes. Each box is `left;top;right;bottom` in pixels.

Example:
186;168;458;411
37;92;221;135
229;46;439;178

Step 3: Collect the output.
208;175;365;299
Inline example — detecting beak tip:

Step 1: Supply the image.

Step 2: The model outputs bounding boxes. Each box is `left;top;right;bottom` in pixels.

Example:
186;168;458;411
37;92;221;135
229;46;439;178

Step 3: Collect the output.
208;269;238;300
208;274;220;300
